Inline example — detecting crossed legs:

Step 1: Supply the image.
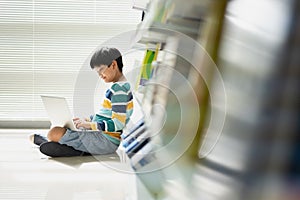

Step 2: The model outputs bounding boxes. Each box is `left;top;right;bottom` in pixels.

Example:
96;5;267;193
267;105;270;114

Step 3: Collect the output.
30;126;89;157
40;127;89;157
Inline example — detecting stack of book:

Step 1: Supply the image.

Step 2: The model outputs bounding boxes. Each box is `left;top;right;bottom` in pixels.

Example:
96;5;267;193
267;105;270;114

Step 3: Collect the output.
121;119;156;170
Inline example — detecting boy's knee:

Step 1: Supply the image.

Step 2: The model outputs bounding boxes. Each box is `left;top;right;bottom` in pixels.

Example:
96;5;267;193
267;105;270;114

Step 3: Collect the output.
47;126;67;142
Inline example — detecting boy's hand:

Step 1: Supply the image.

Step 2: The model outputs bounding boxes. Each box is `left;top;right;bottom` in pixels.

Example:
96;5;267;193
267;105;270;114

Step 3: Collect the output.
73;118;92;129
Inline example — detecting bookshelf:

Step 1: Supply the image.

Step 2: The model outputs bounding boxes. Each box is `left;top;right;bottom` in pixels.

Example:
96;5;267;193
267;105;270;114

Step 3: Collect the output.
123;0;228;199
125;0;300;199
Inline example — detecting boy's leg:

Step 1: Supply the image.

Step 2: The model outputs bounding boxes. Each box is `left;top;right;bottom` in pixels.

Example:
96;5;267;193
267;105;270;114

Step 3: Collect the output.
47;126;67;142
29;134;48;146
40;141;91;157
29;126;65;146
41;128;91;157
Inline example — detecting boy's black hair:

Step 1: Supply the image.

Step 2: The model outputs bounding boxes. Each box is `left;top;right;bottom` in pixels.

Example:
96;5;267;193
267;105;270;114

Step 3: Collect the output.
90;47;123;72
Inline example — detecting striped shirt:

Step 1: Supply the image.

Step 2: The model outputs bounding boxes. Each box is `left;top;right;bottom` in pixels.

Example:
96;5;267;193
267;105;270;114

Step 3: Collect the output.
90;81;133;145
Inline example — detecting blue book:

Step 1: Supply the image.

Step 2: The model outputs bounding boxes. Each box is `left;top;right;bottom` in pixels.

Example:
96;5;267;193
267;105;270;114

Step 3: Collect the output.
131;142;155;171
122;126;146;148
127;137;150;158
121;118;145;140
125;130;149;153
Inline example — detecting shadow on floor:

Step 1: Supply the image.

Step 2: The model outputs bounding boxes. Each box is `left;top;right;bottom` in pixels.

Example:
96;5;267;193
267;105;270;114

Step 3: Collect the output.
49;152;122;168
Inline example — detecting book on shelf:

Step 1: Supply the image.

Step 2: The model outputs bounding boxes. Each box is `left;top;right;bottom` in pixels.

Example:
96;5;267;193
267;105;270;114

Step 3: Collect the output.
126;137;151;158
125;130;150;153
121;118;145;140
136;44;160;88
122;125;146;148
130;142;155;171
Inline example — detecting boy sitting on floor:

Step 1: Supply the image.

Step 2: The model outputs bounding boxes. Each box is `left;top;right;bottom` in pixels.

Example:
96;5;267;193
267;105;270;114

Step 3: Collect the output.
30;47;134;157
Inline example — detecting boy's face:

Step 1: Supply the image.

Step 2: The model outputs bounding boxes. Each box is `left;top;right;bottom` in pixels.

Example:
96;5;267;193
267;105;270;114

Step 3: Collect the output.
94;61;118;83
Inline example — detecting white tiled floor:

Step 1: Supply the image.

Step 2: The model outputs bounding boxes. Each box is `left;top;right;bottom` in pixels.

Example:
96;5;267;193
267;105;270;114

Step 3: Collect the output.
0;130;137;200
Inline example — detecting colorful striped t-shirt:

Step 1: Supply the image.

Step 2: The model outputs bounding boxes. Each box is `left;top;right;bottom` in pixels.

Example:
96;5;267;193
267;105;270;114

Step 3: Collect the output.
90;81;133;145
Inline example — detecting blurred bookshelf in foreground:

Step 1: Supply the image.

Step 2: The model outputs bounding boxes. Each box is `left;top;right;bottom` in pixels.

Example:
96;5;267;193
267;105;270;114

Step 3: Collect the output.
125;0;300;199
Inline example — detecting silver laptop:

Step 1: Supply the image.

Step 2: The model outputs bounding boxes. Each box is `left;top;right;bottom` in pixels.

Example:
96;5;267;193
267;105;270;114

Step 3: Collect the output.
41;95;78;131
